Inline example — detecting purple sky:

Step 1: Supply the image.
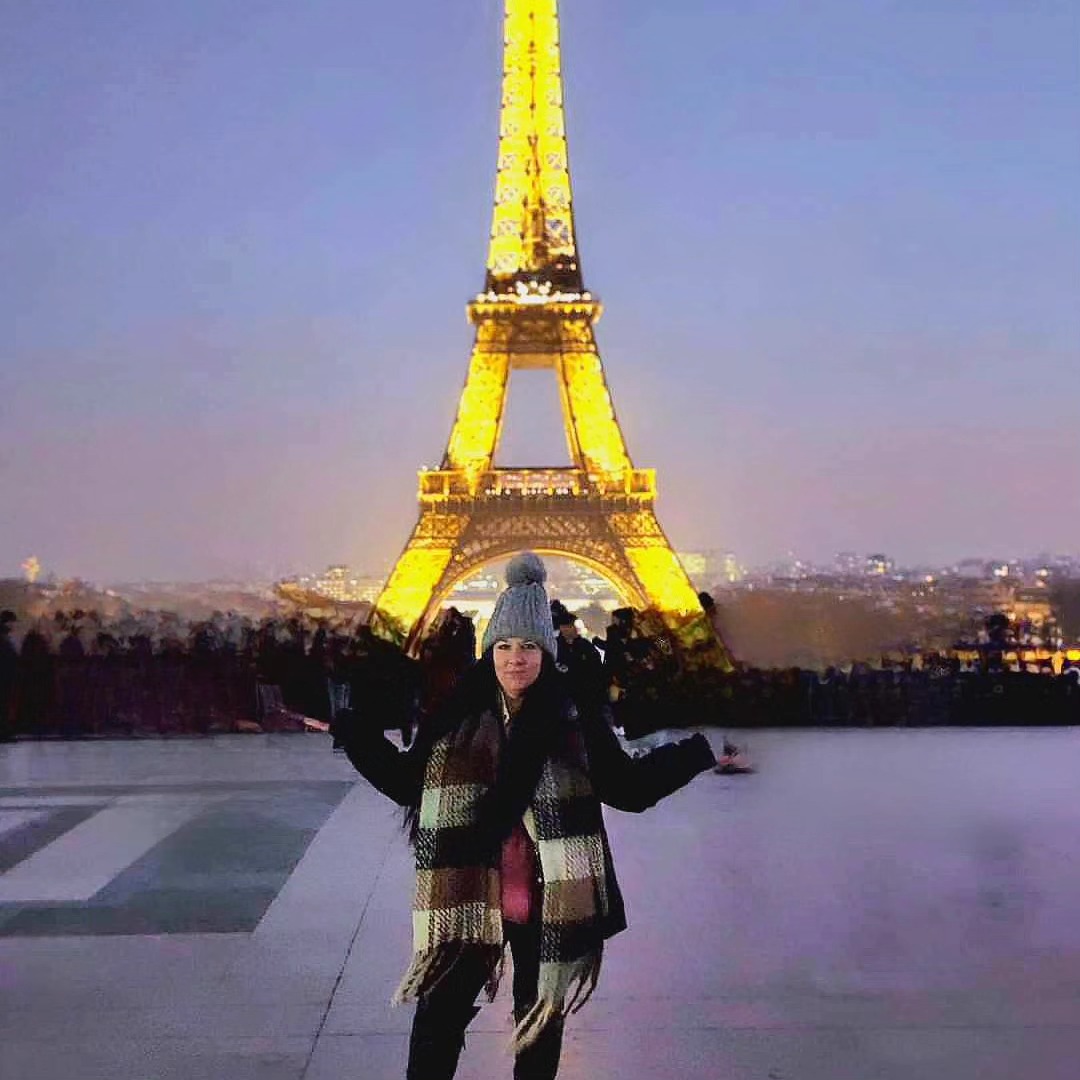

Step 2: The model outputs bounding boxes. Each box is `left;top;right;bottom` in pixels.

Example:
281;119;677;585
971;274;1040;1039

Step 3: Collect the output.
3;0;1078;583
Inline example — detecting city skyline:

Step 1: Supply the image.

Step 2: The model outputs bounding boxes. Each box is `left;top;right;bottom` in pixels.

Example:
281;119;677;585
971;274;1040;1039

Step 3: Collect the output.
16;545;1080;592
3;1;1078;583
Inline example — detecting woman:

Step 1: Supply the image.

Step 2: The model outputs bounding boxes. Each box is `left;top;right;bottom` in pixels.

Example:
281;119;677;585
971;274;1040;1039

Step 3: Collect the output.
339;553;717;1080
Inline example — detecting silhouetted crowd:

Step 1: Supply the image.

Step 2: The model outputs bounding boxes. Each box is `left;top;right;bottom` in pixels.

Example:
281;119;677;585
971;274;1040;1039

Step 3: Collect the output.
0;609;413;742
574;605;1080;734
699;660;1080;731
1;604;1078;743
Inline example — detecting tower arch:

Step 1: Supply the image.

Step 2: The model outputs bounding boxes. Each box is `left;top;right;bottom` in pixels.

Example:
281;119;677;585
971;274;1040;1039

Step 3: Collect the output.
410;545;645;647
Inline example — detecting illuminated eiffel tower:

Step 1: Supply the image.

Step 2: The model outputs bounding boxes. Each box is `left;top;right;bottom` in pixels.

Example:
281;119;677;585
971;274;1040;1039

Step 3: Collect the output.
373;0;730;665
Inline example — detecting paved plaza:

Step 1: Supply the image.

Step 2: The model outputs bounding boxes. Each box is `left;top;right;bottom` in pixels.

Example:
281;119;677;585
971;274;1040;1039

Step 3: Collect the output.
2;728;1079;1079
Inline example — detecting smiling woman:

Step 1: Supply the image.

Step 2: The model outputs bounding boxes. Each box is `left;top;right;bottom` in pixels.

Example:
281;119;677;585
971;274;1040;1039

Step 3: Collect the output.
337;551;718;1080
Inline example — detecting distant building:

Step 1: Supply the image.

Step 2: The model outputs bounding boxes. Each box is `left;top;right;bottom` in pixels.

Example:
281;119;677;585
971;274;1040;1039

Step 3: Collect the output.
1010;586;1055;634
866;554;894;577
287;566;383;604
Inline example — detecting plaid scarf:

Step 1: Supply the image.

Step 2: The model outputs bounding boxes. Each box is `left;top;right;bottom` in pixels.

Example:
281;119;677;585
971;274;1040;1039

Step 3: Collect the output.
393;702;611;1052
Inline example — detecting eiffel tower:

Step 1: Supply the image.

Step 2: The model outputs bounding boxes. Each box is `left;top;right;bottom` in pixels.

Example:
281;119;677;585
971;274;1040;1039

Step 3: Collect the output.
373;0;730;665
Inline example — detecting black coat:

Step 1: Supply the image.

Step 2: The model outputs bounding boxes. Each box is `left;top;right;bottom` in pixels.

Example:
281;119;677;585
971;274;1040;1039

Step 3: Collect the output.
338;658;716;937
340;659;714;813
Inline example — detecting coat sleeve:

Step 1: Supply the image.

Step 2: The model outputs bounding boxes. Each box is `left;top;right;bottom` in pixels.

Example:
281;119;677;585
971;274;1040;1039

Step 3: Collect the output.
579;707;716;813
336;710;429;808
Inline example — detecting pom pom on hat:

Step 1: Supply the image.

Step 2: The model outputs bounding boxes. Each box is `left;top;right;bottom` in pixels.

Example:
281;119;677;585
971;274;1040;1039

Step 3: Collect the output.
506;551;547;588
481;551;559;658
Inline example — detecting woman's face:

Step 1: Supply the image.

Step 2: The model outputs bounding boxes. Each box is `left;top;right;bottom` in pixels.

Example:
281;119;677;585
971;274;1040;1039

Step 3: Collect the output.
493;637;544;701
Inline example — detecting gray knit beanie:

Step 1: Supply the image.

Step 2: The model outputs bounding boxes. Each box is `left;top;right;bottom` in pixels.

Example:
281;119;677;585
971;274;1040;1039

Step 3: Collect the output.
481;552;559;658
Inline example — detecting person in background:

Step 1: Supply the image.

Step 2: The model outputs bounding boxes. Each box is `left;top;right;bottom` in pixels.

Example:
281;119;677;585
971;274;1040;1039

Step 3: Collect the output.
550;601;605;705
337;553;717;1080
601;607;634;686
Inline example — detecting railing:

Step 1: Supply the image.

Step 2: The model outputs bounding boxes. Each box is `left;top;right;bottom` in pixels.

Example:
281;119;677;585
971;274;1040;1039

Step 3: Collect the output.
418;467;656;502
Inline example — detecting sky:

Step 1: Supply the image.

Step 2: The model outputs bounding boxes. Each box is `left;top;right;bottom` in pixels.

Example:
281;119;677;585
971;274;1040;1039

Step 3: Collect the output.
2;0;1078;583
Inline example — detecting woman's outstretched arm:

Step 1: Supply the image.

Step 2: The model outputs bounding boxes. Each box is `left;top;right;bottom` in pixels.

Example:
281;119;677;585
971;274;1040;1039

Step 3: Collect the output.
578;705;716;813
336;709;429;808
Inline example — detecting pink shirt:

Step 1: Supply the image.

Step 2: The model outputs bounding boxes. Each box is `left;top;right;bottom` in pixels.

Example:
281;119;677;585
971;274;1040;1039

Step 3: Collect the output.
500;820;537;924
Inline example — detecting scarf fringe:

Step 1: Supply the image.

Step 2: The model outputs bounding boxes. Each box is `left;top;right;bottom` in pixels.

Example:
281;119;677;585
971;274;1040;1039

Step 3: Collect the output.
565;948;603;1015
392;942;504;1007
507;949;603;1054
509;999;561;1055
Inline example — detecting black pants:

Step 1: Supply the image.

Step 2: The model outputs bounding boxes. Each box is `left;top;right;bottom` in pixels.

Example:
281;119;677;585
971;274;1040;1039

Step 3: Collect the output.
406;920;564;1080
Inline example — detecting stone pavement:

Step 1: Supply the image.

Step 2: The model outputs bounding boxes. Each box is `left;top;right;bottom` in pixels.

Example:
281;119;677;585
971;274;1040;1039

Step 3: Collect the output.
2;728;1080;1079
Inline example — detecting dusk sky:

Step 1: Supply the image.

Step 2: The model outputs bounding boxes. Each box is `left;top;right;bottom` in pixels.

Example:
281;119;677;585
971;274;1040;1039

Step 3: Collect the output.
3;0;1078;583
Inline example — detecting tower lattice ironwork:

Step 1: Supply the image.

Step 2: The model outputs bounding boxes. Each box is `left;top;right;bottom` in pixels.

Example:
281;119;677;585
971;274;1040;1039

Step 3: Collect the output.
372;0;731;665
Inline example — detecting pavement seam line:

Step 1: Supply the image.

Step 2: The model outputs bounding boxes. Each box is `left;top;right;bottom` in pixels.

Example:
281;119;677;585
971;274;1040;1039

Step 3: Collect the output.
299;823;399;1078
